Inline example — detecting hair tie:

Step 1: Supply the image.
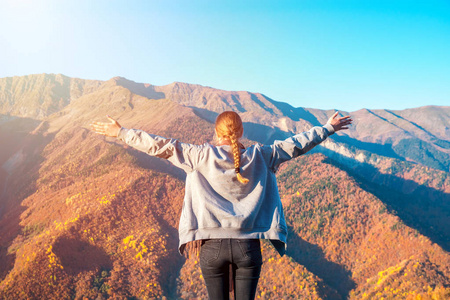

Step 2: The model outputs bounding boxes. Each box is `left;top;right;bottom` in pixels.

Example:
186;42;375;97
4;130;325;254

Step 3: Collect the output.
235;167;240;174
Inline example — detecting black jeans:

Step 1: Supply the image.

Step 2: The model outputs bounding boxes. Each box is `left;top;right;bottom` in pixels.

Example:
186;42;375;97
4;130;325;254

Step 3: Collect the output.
199;239;263;300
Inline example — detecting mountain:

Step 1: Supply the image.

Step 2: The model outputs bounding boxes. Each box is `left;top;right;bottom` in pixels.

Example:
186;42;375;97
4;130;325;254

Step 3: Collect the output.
114;76;450;173
0;74;103;120
0;74;449;299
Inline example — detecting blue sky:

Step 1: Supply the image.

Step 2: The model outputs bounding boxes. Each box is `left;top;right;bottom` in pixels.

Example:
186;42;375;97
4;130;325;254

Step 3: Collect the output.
1;0;449;111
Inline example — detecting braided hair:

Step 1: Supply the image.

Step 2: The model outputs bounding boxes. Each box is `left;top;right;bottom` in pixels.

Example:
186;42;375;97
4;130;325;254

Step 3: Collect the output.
215;111;249;184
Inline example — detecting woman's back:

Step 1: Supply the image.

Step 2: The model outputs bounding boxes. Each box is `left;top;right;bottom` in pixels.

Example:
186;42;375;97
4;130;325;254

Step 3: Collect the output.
178;142;286;255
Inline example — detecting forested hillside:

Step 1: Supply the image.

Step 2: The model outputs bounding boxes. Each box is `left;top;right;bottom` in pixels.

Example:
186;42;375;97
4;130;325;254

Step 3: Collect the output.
0;74;449;299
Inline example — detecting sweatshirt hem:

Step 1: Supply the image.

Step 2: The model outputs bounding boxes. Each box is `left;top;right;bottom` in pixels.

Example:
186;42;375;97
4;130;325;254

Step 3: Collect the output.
179;227;287;256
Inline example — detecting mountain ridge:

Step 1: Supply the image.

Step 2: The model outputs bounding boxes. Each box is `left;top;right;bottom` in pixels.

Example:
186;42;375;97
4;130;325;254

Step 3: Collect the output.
0;73;449;299
3;73;448;171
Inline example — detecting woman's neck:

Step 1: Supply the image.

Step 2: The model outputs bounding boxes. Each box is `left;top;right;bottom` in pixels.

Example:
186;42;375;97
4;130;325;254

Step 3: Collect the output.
217;140;231;146
217;139;244;149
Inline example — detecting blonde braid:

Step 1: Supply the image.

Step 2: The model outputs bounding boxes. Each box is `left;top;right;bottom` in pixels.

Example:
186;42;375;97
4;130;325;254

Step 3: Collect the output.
230;132;249;184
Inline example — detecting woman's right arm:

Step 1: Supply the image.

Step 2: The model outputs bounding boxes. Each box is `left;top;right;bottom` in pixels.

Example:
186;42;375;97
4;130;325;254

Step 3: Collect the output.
90;116;203;172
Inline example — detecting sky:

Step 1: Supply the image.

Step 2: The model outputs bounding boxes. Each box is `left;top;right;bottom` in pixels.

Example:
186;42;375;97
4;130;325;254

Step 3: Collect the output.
0;0;449;112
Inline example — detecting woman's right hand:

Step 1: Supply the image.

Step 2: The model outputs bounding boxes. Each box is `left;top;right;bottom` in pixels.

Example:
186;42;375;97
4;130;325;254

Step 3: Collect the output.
90;115;122;137
327;111;352;132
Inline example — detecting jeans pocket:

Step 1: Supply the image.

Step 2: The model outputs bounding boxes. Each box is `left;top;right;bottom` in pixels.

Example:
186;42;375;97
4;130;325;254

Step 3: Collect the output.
200;239;222;264
236;239;263;266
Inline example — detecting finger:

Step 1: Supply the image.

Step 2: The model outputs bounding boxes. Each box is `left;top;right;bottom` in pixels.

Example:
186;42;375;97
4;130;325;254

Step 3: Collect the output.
90;124;105;130
340;126;349;130
107;115;117;124
91;128;104;134
92;129;105;135
91;127;106;135
332;111;339;118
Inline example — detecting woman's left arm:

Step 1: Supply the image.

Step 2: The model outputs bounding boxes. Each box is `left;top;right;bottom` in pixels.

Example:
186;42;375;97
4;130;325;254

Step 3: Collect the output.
262;111;352;170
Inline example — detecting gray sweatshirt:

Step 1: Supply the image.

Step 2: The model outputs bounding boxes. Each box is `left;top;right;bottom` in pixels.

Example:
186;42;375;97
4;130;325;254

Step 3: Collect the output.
117;123;335;256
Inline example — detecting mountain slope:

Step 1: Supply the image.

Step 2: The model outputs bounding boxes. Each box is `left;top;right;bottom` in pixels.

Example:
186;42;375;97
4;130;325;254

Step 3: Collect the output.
278;154;450;298
0;74;449;299
0;74;103;120
0;82;215;298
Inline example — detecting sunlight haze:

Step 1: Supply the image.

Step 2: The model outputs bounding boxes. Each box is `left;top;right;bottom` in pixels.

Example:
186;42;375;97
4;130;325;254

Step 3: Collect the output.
1;0;449;111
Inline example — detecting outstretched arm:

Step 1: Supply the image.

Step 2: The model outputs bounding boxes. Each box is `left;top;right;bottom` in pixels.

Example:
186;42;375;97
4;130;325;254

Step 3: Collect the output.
263;111;353;170
90;115;203;172
90;115;122;137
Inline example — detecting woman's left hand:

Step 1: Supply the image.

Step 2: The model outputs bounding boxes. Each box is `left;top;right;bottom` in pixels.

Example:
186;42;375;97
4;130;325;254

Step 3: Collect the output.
90;115;122;137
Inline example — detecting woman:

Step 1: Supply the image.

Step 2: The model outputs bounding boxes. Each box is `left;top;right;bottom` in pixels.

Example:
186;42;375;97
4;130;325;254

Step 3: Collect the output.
90;111;352;299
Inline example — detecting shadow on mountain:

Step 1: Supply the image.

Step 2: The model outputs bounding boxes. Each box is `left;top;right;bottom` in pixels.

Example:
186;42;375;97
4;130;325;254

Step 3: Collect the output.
265;96;323;126
331;133;449;172
384;109;450;150
121;145;187;181
391;137;450;171
322;155;450;252
0;119;55;281
114;77;166;100
150;202;186;299
250;94;275;115
190;107;218;123
286;226;354;299
243;122;291;145
0;206;25;282
53;236;113;275
331;134;404;161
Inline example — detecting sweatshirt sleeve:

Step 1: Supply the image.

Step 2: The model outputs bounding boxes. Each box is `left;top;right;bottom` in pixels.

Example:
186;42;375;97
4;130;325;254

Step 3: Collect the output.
117;127;203;172
262;123;335;171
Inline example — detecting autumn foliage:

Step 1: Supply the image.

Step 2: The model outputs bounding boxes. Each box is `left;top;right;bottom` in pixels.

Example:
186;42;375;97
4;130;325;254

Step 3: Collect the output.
0;75;449;299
